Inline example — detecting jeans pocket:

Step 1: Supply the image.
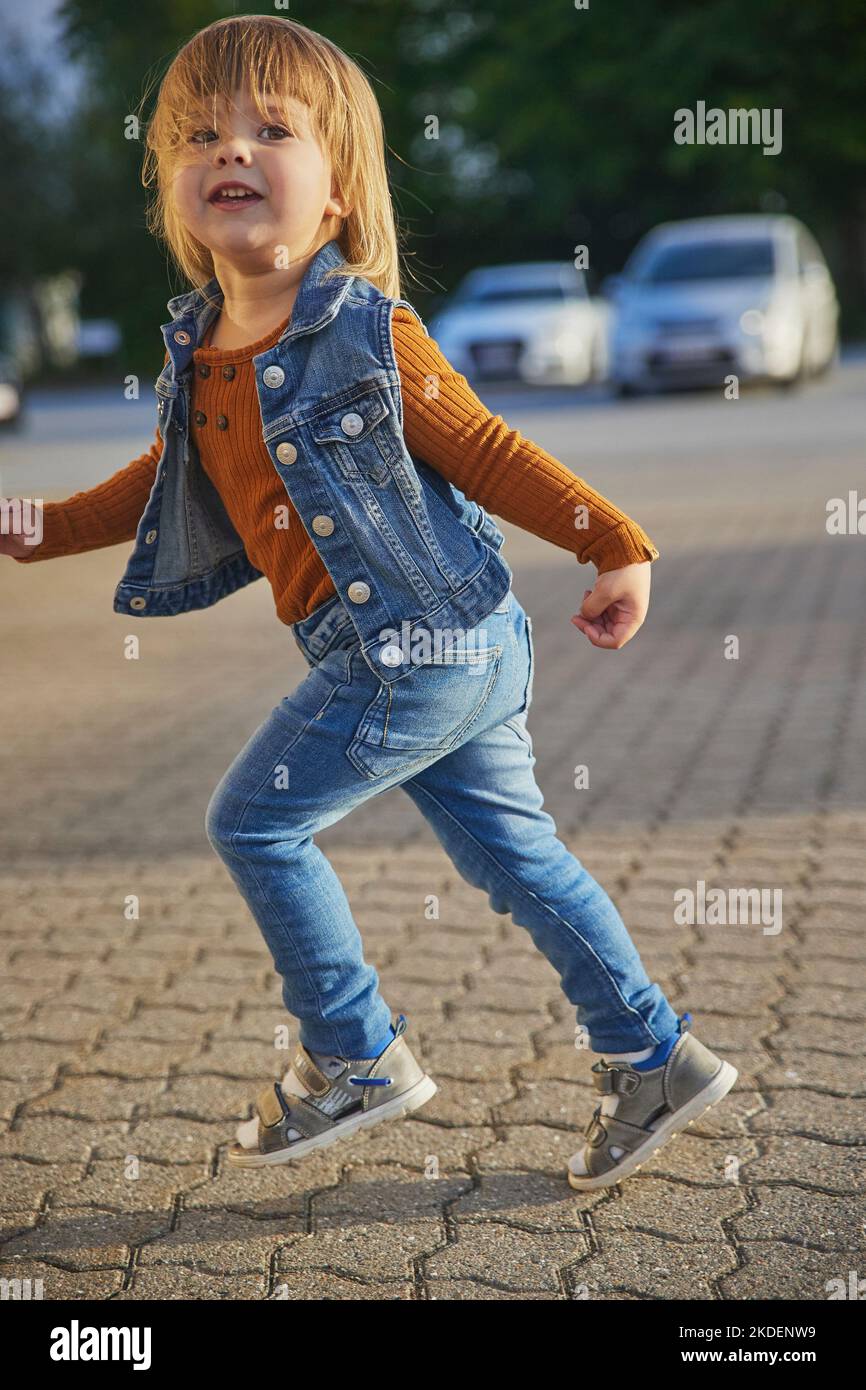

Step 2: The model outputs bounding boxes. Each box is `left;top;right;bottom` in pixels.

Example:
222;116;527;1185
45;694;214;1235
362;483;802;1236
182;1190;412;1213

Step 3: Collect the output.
346;638;504;780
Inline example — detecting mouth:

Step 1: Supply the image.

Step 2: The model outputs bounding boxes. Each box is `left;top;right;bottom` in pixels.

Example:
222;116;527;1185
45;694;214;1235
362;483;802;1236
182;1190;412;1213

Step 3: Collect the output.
207;182;264;211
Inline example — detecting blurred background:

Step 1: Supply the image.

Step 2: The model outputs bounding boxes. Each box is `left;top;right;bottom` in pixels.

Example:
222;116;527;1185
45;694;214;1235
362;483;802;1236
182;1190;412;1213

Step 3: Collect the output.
0;0;864;415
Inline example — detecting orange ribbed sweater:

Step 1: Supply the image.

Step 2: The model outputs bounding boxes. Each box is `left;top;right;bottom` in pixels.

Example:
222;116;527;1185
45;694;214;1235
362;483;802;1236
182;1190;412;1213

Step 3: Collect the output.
16;308;659;623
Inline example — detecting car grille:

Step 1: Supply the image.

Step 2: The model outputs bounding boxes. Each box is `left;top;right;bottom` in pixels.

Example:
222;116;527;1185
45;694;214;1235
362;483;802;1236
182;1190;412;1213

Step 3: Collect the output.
468;339;524;377
653;318;721;336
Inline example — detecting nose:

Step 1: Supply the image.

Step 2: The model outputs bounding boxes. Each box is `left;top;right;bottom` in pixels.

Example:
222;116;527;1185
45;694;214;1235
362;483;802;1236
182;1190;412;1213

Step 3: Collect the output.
212;135;254;168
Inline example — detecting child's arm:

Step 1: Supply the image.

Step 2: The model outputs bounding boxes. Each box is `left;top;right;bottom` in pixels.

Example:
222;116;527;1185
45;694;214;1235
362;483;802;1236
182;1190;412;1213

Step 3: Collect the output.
3;346;171;565
392;309;658;648
3;426;164;563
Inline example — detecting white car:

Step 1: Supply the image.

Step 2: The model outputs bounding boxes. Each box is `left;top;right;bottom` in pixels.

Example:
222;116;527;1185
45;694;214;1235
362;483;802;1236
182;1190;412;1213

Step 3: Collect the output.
608;214;839;394
428;261;609;386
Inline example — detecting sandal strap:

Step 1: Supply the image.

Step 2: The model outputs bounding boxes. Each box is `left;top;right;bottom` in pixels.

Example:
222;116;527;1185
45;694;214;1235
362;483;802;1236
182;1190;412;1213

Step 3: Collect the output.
591;1061;642;1096
290;1043;331;1097
255;1081;335;1141
585;1110;655;1152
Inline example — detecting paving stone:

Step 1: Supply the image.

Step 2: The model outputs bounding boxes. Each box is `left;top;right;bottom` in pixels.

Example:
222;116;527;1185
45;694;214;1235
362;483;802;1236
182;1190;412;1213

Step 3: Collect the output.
748;1091;866;1143
25;1076;169;1120
1;1010;104;1044
452;1171;597;1230
122;1265;265;1298
341;1118;497;1171
718;1244;861;1300
0;1117;127;1163
0;1160;66;1211
270;1271;414;1299
314;1162;472;1223
424;1279;556;1299
48;1159;204;1210
738;1135;865;1192
473;1125;584;1176
778;986;864;1019
589;1176;748;1239
419;1038;530;1080
423;1225;586;1292
136;1208;302;1272
761;1053;866;1093
730;1188;866;1250
568;1231;737;1298
0;1207;168;1269
64;1042;199;1078
275;1221;444;1281
0;1259;124;1298
772;1014;864;1054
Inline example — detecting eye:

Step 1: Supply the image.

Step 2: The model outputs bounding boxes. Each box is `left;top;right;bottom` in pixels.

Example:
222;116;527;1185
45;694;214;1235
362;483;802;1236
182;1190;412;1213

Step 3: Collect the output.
188;128;217;146
259;124;293;140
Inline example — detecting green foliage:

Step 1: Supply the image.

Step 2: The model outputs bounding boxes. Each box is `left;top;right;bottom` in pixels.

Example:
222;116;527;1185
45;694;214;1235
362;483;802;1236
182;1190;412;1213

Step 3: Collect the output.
3;0;864;372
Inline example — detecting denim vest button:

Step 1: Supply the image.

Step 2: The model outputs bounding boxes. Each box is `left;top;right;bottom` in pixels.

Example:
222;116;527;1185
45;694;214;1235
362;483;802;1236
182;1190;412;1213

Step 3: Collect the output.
173;330;191;345
340;412;364;436
145;529;158;544
263;365;285;388
347;581;371;604
312;515;335;536
380;644;405;667
276;442;297;465
130;596;148;610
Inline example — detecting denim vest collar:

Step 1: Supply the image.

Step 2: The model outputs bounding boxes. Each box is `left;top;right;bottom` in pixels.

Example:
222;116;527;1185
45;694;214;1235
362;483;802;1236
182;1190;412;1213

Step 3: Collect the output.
162;238;354;377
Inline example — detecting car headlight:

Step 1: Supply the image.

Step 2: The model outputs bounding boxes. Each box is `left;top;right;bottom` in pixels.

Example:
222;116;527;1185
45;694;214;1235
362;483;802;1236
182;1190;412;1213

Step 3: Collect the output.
739;309;765;335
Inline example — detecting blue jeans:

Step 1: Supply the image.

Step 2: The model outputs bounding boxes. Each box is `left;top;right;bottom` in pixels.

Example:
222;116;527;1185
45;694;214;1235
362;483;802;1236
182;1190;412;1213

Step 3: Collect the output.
205;588;678;1058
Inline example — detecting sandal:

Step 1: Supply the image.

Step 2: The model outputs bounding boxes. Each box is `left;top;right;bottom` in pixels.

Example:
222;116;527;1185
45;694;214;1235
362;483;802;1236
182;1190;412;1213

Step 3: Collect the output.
567;1015;738;1190
227;1014;437;1168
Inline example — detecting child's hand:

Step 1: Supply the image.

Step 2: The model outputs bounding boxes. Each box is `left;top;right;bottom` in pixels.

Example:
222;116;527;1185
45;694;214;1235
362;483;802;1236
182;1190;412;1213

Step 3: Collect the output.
0;500;41;559
571;561;651;650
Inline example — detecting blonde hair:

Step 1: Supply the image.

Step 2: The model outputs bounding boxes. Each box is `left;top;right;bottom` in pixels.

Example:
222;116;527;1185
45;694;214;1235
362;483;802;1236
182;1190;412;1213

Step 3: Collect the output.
140;14;403;303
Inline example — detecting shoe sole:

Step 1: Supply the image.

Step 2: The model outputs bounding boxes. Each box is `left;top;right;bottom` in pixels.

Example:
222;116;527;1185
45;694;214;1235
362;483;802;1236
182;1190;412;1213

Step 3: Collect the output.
226;1072;438;1169
566;1059;738;1192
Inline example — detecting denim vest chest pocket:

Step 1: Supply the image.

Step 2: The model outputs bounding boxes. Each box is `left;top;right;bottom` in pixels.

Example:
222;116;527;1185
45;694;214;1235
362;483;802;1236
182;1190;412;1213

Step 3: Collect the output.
308;387;395;487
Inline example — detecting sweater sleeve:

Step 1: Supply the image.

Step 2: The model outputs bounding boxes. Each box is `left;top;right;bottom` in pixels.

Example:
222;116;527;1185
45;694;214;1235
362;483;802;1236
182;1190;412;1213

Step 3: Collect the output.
14;426;164;563
390;307;659;574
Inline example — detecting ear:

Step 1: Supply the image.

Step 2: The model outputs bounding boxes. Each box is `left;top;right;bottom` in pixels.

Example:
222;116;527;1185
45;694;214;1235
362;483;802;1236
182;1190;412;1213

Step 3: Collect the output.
326;176;351;219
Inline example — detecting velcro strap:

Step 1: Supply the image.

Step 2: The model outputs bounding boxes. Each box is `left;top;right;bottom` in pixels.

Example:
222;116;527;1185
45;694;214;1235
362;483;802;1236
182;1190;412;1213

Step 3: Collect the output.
255;1083;285;1129
591;1063;641;1097
291;1044;331;1097
588;1113;654;1152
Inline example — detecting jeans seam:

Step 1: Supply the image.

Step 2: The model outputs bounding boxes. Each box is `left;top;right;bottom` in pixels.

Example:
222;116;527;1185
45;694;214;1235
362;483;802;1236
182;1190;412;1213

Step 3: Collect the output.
403;779;667;1047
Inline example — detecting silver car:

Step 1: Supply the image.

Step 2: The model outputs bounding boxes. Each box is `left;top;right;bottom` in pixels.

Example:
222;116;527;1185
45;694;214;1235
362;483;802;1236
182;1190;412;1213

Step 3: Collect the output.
428;261;609;386
608;214;839;394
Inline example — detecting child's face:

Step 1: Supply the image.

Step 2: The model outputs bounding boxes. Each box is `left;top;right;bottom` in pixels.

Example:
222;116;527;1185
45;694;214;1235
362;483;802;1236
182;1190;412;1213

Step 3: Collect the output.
171;86;346;270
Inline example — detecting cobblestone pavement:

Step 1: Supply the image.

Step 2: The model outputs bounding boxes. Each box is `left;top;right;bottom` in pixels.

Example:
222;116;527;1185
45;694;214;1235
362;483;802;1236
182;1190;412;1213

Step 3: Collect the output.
2;371;865;1300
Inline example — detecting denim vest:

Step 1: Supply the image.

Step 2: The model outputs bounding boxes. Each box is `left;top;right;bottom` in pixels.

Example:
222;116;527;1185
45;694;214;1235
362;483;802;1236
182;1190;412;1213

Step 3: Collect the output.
113;238;512;683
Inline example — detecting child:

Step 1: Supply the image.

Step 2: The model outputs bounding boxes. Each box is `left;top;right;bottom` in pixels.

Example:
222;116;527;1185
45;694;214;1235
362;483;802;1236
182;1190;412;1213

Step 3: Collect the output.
3;15;736;1190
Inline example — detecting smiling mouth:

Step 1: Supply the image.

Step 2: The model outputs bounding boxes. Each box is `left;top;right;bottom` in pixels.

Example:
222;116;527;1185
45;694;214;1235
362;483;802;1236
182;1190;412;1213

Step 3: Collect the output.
208;189;264;208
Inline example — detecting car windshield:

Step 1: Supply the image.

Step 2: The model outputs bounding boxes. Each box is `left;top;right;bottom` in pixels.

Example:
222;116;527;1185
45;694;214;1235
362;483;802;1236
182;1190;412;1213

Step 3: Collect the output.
456;278;585;305
637;239;776;283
